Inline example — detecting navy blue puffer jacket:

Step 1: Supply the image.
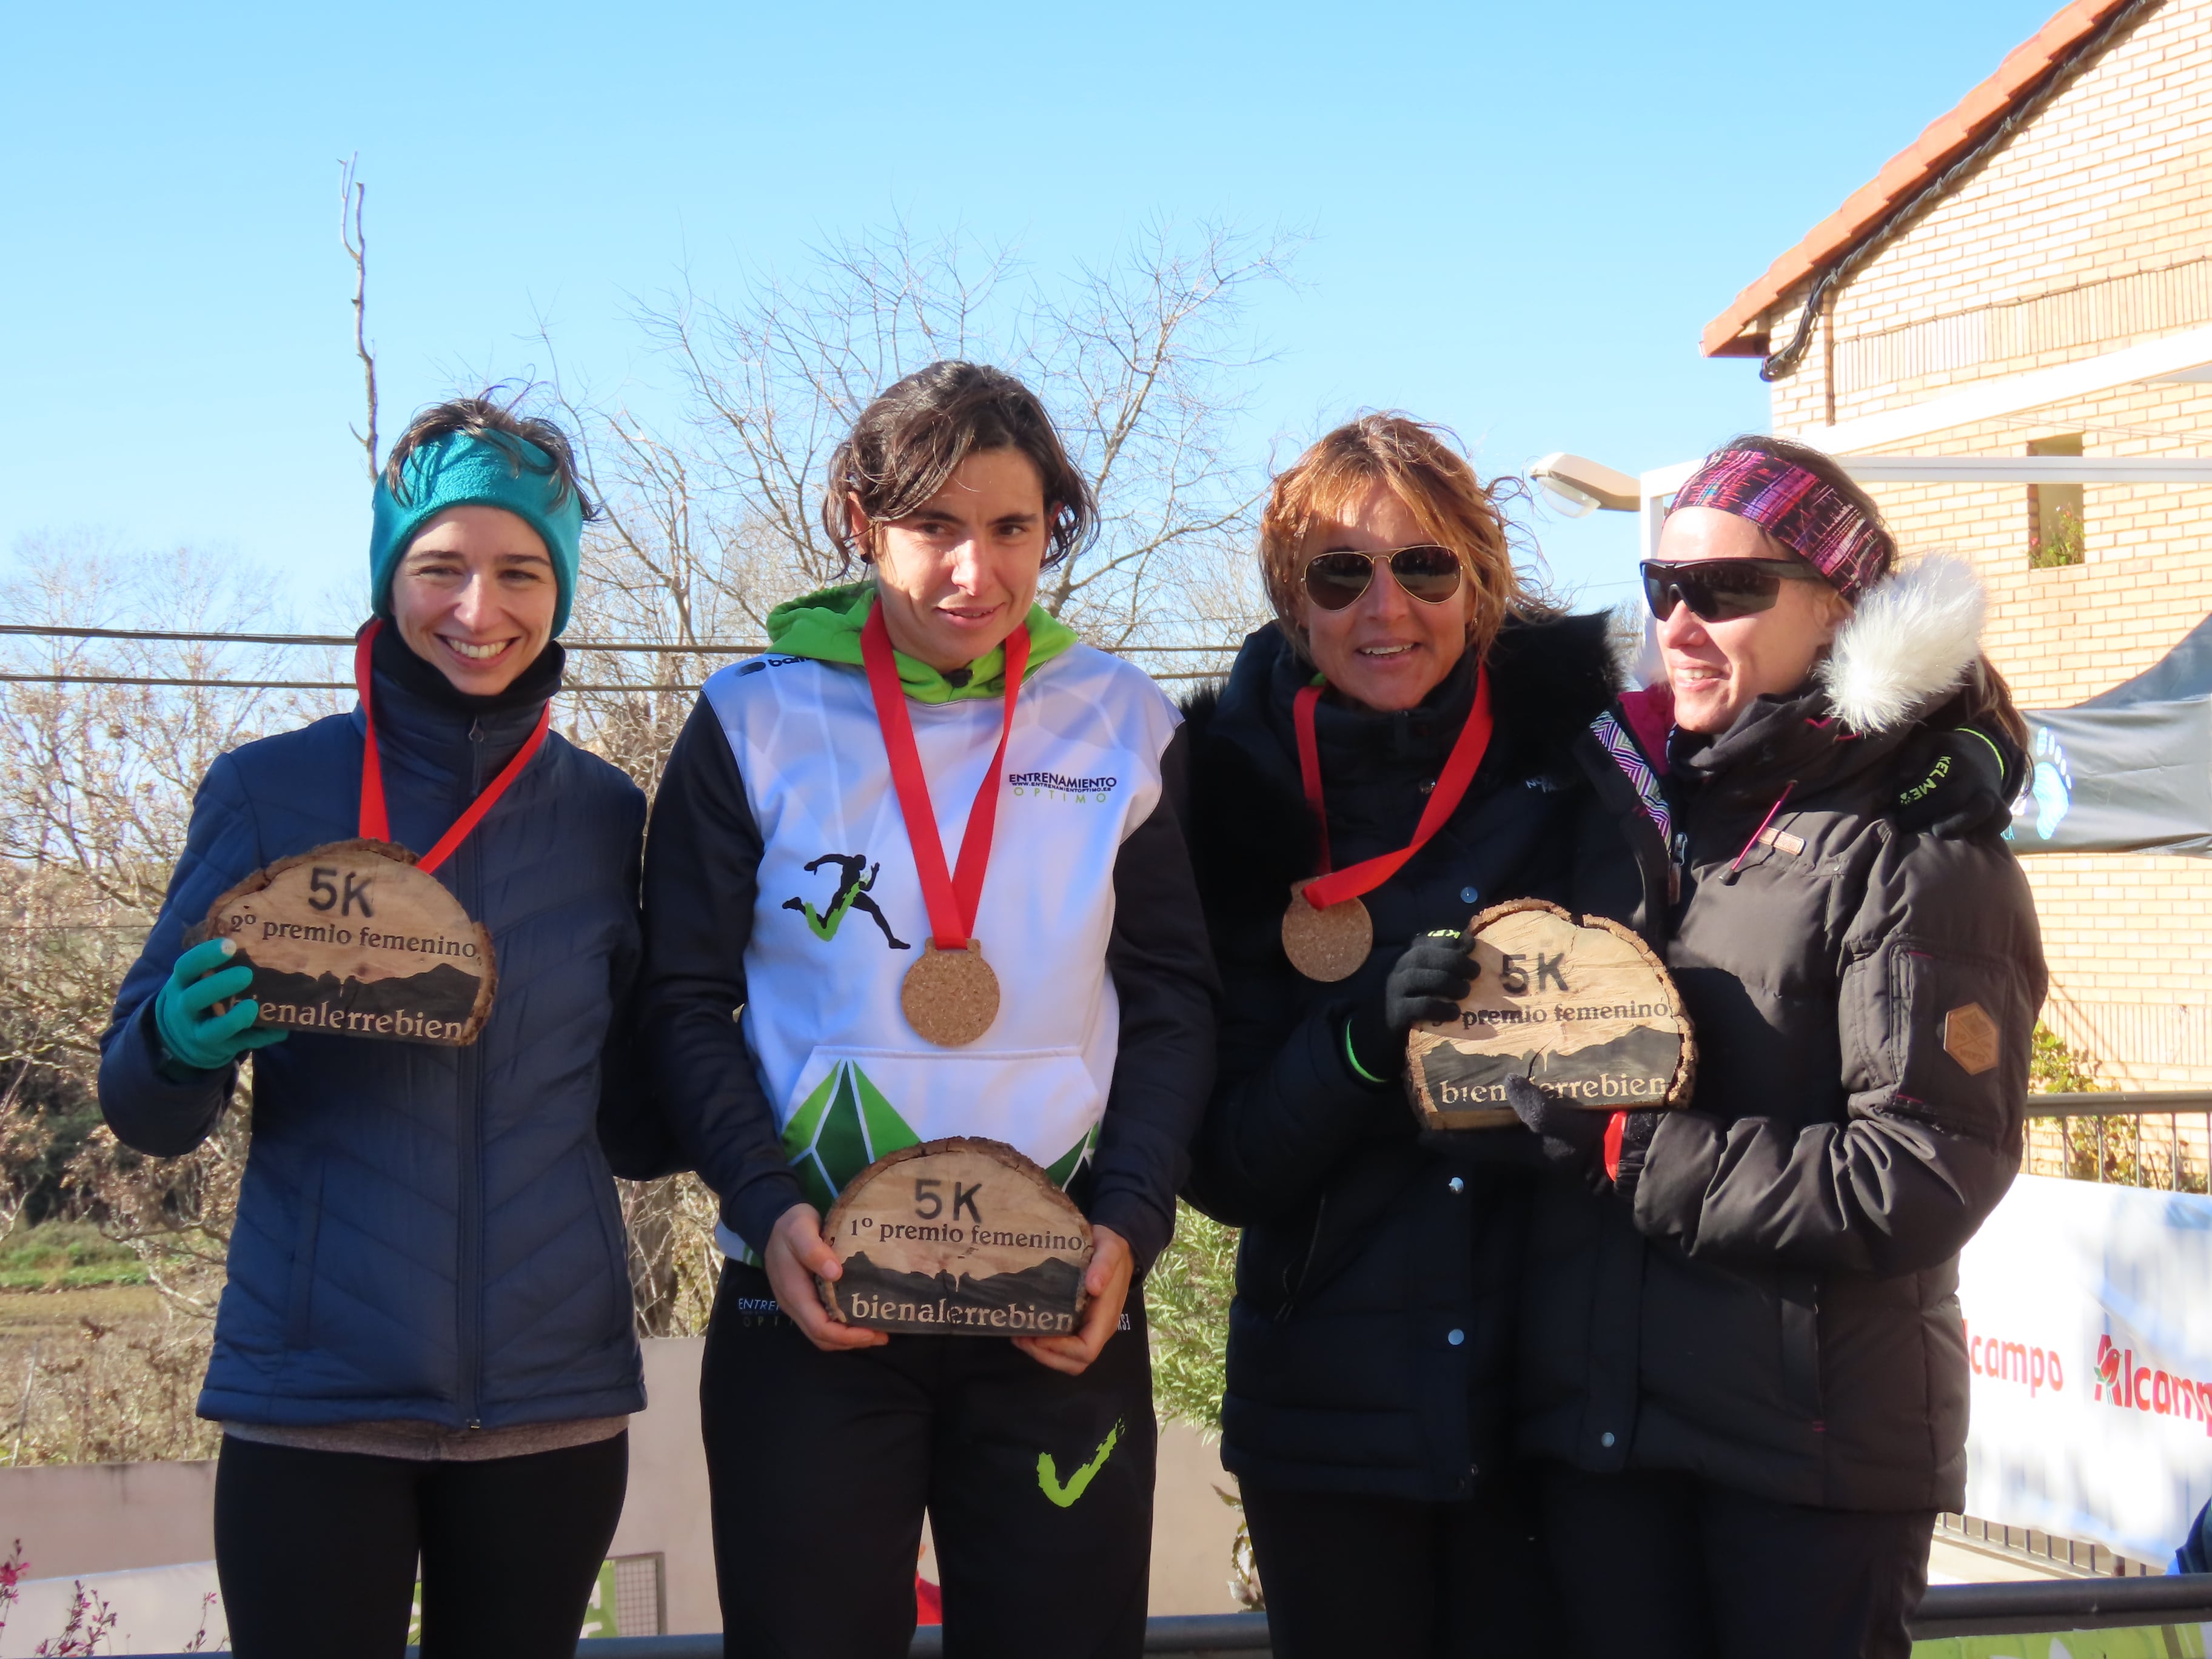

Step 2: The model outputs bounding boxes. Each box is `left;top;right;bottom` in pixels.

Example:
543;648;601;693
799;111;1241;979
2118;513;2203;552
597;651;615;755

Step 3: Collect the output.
98;648;649;1430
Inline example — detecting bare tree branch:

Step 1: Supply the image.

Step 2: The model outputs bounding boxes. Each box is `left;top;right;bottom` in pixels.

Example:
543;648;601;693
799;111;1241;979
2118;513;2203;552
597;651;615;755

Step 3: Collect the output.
339;154;380;481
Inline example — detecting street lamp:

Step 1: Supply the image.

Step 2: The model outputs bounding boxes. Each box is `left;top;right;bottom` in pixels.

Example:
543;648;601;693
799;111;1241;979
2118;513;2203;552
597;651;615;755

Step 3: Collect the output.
1527;452;1642;515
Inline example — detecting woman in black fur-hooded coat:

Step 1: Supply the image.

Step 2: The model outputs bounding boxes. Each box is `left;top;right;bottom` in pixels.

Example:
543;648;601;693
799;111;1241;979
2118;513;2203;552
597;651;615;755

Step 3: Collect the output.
1179;417;1667;1657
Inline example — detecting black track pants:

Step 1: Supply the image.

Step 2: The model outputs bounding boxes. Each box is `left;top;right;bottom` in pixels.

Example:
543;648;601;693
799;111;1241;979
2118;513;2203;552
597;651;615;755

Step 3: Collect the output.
700;1265;1155;1659
1238;1475;1555;1658
213;1430;628;1659
1537;1464;1934;1659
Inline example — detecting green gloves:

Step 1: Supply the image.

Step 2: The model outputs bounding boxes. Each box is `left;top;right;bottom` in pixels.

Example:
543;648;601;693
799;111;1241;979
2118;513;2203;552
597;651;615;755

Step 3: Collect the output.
153;937;287;1074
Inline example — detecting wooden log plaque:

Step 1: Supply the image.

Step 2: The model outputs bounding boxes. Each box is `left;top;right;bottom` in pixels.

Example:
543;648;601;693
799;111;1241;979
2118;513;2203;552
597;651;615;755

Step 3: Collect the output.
819;1138;1093;1336
1407;899;1695;1131
184;839;495;1047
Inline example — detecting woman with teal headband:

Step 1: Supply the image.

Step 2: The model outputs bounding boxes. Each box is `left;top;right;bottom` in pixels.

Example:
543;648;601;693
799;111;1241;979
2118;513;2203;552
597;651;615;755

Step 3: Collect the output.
98;397;665;1658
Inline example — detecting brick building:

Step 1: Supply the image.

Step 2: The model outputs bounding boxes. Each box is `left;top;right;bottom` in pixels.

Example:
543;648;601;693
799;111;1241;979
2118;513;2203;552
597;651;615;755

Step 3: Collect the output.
1702;0;2212;1085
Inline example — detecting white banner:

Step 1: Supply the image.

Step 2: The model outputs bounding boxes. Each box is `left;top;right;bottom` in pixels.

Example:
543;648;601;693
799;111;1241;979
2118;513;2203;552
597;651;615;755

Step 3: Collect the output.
1957;1173;2212;1564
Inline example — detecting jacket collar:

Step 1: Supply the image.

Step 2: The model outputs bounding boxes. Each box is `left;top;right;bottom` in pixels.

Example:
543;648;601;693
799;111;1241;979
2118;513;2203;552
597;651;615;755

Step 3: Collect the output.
1671;555;1990;804
352;638;552;799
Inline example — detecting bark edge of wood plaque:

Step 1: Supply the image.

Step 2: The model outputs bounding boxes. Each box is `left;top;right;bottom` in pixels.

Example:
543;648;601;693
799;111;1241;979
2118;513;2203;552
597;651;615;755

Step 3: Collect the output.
818;1136;1094;1336
184;838;496;1047
1405;897;1697;1131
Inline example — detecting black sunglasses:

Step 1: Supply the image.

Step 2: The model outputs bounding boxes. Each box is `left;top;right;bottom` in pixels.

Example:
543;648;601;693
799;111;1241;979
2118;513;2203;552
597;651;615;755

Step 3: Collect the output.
1302;545;1465;612
1641;558;1826;623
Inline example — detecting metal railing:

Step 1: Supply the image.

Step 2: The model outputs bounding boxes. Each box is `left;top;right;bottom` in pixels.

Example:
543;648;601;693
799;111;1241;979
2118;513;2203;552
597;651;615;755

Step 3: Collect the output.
2025;1090;2212;1193
126;1578;2212;1658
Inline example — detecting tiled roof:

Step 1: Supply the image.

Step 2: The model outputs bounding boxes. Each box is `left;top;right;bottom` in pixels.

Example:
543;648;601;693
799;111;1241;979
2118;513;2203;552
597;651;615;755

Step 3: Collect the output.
1700;0;2140;358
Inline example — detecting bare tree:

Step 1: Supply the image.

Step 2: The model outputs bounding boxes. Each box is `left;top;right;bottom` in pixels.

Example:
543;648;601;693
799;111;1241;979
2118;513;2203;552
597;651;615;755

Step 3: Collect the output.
540;218;1294;788
0;542;334;1315
340;154;380;481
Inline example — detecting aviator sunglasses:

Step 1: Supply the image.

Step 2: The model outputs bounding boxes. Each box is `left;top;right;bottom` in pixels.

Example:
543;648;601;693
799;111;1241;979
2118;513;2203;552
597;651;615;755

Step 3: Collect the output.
1302;545;1466;611
1641;557;1826;623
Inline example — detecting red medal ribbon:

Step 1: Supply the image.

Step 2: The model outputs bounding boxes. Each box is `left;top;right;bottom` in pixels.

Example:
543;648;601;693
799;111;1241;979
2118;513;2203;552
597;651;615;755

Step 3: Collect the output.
354;618;552;876
1293;666;1495;910
860;603;1028;951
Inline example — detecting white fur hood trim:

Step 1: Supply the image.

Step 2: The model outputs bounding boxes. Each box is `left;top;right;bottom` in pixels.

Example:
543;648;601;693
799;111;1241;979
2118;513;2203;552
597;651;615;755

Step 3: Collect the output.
1817;554;1987;734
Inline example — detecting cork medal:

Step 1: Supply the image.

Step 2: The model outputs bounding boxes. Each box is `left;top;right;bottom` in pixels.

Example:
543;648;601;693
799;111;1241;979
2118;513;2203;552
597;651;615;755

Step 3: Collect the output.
1284;672;1495;984
900;939;1002;1048
1281;881;1373;983
861;604;1031;1050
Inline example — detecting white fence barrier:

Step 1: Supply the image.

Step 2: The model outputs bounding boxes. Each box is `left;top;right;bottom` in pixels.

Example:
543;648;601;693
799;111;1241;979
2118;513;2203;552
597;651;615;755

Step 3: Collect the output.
1959;1172;2212;1563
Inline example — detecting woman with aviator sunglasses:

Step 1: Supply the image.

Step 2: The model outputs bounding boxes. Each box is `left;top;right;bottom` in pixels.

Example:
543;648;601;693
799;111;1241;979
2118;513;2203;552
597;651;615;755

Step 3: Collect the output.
1510;435;2045;1659
1178;415;1668;1655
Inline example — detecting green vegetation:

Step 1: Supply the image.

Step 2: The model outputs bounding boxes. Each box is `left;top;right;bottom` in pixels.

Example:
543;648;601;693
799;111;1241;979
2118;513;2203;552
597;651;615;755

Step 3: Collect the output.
2029;1021;2102;1094
2029;503;2085;568
1146;1201;1237;1437
0;1221;147;1292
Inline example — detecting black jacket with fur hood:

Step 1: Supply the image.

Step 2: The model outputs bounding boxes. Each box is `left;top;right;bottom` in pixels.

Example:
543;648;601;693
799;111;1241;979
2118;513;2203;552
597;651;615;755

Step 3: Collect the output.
1517;555;2048;1513
1182;612;1666;1503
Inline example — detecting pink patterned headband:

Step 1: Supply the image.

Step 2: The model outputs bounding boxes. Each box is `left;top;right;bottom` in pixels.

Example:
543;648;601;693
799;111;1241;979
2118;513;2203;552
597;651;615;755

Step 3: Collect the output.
1667;449;1891;602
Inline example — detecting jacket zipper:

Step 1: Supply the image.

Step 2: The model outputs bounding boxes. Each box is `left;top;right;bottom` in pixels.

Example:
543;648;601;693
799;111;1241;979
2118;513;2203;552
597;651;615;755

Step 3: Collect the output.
458;720;488;1430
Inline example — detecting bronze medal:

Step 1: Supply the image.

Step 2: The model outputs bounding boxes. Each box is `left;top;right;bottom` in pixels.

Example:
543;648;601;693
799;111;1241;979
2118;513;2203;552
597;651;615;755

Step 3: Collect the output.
1286;671;1495;985
899;939;1002;1048
1281;880;1373;983
862;606;1030;1050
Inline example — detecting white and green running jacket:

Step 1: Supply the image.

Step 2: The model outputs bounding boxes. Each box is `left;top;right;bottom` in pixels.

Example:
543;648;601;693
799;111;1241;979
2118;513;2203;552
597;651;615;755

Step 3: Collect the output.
638;583;1218;1272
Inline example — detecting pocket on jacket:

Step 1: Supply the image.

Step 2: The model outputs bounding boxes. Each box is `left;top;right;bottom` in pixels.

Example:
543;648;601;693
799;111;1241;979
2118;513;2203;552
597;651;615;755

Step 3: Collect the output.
1868;936;2026;1146
285;1162;326;1350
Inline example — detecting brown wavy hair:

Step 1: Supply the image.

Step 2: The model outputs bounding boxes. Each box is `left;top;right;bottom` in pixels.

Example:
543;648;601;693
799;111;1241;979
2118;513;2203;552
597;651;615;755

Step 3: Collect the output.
1260;414;1548;663
822;361;1096;570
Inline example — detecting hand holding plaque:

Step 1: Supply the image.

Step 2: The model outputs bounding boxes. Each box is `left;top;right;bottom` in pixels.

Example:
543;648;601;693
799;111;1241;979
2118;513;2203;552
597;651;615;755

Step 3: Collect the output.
1405;899;1695;1131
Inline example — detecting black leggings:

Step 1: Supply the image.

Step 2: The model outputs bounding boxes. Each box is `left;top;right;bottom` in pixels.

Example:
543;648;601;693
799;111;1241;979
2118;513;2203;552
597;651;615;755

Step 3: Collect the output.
1537;1464;1934;1659
700;1265;1156;1659
214;1430;628;1659
1238;1475;1555;1658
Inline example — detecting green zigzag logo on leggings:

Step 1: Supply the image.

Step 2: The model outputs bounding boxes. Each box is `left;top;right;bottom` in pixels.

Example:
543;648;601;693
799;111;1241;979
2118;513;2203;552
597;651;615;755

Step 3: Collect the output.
1037;1420;1123;1508
781;1062;920;1210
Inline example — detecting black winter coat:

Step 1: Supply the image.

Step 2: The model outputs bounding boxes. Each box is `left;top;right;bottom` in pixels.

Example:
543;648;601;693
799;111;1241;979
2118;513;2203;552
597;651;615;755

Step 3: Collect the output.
1518;657;2047;1512
1183;617;1664;1501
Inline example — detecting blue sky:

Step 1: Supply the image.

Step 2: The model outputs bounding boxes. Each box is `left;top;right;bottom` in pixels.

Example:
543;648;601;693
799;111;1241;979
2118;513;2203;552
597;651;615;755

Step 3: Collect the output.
1;1;2069;622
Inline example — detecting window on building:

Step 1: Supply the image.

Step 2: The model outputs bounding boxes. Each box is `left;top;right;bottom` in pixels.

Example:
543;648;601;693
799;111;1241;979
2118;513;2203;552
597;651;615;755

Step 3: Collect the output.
2028;435;2085;568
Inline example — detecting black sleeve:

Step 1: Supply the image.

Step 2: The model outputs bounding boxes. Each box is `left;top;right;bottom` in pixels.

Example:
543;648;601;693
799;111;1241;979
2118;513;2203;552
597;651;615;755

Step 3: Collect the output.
1634;833;2043;1276
638;697;806;1246
597;790;686;1181
1087;726;1221;1275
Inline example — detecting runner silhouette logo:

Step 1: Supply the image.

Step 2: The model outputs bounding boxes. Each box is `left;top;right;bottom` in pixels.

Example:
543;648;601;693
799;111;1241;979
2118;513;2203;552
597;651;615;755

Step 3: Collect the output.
783;853;911;951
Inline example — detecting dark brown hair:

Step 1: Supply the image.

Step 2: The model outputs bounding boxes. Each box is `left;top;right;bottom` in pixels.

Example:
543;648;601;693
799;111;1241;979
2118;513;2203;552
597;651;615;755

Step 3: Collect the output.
1259;414;1550;663
821;361;1095;569
383;392;597;521
1714;433;2028;748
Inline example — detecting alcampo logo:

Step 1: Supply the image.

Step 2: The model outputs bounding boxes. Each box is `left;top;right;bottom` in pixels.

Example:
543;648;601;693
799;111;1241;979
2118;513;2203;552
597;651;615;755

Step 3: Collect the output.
782;853;910;951
2093;1333;2212;1435
1965;1319;2064;1396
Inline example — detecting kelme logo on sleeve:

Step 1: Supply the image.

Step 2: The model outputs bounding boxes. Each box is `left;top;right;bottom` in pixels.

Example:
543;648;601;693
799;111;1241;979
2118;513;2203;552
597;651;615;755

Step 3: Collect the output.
782;853;910;951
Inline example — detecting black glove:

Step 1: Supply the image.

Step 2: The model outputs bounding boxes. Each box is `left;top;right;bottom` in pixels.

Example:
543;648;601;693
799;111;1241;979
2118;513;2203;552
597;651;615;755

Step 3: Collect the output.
1504;1074;1606;1177
1507;1079;1665;1202
1344;929;1480;1083
1888;725;2024;839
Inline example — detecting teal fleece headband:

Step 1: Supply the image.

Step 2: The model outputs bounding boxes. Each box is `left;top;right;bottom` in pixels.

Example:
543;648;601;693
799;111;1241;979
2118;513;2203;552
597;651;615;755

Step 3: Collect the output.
369;431;585;636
